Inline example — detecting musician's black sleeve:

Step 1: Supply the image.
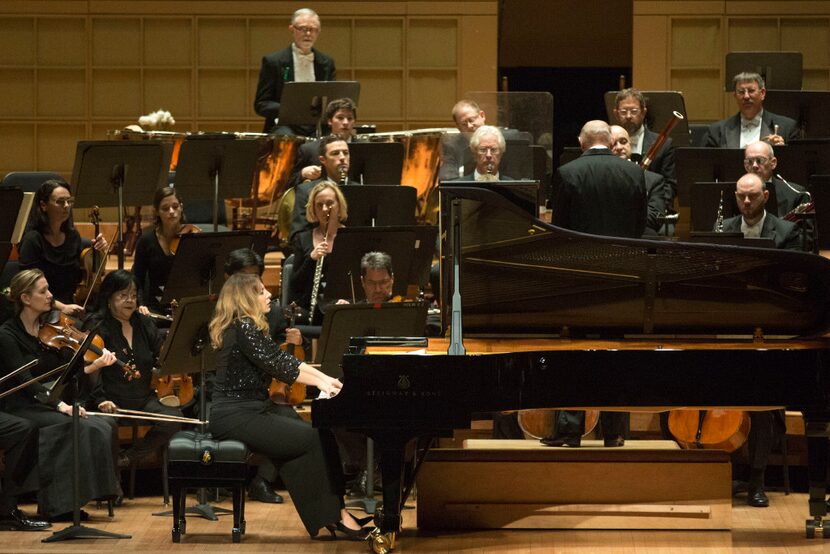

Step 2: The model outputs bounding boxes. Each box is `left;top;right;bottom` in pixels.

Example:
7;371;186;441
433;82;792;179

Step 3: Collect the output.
234;318;300;385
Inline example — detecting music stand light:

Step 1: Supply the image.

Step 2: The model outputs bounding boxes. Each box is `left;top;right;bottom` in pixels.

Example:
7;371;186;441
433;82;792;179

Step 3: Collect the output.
71;140;173;269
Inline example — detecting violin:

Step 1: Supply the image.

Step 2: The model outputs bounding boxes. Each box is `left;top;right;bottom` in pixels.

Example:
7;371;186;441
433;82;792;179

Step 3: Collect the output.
268;302;306;405
76;206;105;306
168;223;200;255
38;310;140;381
122;206;142;258
667;409;750;452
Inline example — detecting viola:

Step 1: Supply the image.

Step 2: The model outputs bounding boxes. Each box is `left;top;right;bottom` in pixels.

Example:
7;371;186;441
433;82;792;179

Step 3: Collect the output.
152;372;195;408
168;223;200;255
667;409;750;452
38;310;140;381
269;302;306;405
76;206;105;306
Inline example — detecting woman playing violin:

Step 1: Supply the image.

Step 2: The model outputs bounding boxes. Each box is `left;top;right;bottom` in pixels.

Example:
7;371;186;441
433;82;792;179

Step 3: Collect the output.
208;272;371;540
289;181;348;324
18;180;108;316
0;269;121;520
82;270;183;468
132;186;192;316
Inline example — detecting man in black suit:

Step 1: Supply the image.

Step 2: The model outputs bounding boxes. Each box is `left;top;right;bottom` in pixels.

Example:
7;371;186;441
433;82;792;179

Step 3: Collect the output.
610;125;670;235
719;173;802;508
702;72;799;148
612;88;676;201
253;8;336;134
290;135;350;240
459;126;511;181
545;121;647;448
287;98;357;189
552;120;647;239
743;141;811;217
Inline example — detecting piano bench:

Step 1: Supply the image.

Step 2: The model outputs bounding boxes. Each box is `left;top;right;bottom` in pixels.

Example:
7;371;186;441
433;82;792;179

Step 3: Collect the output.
167;431;249;543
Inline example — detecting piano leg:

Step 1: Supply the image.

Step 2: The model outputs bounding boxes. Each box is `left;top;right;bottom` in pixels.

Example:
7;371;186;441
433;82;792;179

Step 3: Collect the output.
804;416;830;539
368;431;409;553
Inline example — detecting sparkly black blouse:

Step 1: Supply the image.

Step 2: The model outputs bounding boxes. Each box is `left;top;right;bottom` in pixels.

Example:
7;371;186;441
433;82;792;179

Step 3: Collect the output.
212;317;301;402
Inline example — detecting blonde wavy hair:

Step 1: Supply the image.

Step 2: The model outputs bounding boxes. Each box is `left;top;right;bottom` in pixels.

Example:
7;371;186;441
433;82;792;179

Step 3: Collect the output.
305;181;348;224
209;273;270;349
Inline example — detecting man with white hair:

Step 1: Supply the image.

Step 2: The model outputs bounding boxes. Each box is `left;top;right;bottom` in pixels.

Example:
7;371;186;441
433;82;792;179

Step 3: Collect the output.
460;126;511;181
254;8;336;134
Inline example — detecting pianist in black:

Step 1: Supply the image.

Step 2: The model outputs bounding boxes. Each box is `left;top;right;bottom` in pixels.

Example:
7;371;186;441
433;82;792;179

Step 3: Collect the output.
207;272;370;540
548;120;647;448
720;172;801;507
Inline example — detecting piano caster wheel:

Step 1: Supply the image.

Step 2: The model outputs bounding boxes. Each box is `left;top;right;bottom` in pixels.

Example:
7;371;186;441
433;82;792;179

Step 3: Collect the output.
369;528;396;554
805;518;825;538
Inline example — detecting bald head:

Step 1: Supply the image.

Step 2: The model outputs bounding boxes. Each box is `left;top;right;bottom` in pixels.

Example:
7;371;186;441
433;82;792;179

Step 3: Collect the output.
609;125;631;160
578;120;613;151
735;172;768;225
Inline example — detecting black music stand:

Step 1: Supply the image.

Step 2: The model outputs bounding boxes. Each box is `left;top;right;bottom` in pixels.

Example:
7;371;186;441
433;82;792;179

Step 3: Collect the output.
161;232;258;306
764;91;830;140
150;295;222;521
323;226;435;302
347;142;404;184
43;325;132;542
342;186;417;227
173;135;263;232
725;52;803;90
278;81;360;137
71;141;173;268
443;180;541;216
674;147;745;206
690;181;779;232
774;142;830;189
604;91;691;147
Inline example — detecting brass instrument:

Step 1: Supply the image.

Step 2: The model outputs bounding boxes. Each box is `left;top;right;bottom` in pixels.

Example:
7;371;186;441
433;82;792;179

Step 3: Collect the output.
715;190;725;232
641;111;684;171
309;212;331;323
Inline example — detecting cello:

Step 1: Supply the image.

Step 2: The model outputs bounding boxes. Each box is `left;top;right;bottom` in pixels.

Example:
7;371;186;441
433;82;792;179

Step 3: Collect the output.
268;302;306;405
667;409;750;452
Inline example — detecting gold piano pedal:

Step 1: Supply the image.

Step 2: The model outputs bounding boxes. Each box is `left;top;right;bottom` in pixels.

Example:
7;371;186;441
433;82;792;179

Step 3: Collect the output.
368;527;396;554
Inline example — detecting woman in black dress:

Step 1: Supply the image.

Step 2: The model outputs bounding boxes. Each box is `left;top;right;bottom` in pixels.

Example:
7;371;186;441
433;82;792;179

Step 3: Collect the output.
18;179;108;316
289;181;348;324
0;269;121;520
83;269;183;467
132;186;189;316
208;272;370;540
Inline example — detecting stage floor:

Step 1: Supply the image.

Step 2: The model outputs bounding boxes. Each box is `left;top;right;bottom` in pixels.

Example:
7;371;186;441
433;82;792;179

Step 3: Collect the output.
4;490;826;553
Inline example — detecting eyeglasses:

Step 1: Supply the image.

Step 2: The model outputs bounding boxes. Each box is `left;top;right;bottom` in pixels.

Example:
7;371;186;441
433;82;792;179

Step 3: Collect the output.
616;108;641;116
744;156;770;166
52;198;75;207
476;147;501;155
736;88;760;96
293;25;320;34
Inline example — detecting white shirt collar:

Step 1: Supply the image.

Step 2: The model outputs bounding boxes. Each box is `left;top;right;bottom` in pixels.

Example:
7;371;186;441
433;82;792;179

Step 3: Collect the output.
629;125;646;154
474;169;499;181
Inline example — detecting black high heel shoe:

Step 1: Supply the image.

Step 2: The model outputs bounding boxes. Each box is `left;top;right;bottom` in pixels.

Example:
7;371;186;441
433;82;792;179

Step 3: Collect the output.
323;521;371;541
354;514;375;526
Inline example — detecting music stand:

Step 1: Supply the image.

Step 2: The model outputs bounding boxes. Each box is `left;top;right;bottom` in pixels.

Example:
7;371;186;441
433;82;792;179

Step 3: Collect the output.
443;180;541;216
604;91;691;147
278;81;360;137
161;232;259;306
71;140;173;268
43;325;132;542
764;91;830;140
347;142;404;184
173;135;263;232
674;147;745;206
151;295;222;520
342;186;417;227
322;226;435;302
725;52;803;90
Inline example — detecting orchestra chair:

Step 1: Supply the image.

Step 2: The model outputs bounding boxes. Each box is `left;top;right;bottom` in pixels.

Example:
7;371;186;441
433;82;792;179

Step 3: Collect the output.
167;430;249;543
1;171;64;193
118;422;170;504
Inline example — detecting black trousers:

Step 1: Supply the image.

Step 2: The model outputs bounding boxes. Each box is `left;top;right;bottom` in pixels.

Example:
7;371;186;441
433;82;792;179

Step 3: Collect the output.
747;410;786;475
555;410;629;440
0;412;40;513
209;399;345;536
116;396;182;463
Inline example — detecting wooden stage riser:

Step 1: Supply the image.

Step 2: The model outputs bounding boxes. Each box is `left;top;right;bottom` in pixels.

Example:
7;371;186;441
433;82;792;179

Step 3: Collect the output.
417;444;732;530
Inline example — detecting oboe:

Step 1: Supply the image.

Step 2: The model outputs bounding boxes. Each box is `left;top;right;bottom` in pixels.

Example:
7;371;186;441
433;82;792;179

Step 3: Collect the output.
308;212;330;323
715;190;724;232
338;164;348;186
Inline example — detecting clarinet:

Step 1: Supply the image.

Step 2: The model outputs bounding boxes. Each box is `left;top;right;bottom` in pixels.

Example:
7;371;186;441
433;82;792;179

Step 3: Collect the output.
338;164;348;186
715;190;724;232
308;212;330;324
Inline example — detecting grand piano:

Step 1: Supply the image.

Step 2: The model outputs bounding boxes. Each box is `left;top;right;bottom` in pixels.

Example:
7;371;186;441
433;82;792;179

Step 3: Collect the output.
313;186;830;550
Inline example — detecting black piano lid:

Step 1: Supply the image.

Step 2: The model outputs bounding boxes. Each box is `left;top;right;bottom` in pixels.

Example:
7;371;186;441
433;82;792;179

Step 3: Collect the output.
439;186;830;337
